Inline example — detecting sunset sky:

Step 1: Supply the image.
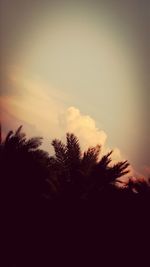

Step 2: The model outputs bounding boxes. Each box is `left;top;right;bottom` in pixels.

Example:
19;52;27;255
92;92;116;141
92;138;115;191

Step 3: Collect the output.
0;0;149;177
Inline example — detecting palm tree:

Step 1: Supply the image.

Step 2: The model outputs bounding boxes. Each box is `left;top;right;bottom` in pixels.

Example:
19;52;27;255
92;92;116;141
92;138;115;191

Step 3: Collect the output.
0;125;52;207
50;133;82;199
49;133;130;200
1;127;130;202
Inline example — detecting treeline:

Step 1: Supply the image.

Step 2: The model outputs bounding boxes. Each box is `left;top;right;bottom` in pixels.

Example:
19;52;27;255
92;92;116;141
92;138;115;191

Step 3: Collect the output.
1;125;150;203
1;126;150;266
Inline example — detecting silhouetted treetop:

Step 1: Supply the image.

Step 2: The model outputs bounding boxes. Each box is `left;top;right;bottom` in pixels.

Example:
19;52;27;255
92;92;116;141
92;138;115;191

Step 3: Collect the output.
49;132;130;199
0;126;51;205
2;125;149;205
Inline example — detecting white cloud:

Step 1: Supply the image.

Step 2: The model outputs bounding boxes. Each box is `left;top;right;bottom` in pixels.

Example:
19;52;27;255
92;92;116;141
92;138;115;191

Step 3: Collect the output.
59;106;107;151
58;106;127;165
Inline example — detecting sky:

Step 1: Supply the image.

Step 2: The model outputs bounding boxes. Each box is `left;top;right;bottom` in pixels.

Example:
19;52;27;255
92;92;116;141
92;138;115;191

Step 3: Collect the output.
0;0;150;177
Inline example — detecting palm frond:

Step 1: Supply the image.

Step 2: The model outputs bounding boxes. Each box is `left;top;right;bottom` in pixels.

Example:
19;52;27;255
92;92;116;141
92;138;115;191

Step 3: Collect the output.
66;133;81;167
51;139;67;165
81;145;101;175
97;151;113;169
108;160;130;181
24;137;43;151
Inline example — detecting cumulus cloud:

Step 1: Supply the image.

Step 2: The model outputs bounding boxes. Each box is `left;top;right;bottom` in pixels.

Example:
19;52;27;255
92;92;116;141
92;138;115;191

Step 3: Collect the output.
58;106;125;165
59;106;107;150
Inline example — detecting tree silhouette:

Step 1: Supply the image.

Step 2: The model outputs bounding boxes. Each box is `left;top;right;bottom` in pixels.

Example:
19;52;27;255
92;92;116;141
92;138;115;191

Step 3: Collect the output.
49;133;130;200
1;125;149;266
0;127;131;203
0;126;51;208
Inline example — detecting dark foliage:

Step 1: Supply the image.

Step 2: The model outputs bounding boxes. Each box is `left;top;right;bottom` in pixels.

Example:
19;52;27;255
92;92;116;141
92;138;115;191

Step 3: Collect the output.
49;134;130;200
1;126;150;266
